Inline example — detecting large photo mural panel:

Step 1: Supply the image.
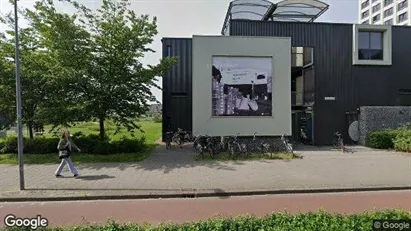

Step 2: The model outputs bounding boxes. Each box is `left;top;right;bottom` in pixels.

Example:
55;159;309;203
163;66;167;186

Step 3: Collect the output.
211;56;273;116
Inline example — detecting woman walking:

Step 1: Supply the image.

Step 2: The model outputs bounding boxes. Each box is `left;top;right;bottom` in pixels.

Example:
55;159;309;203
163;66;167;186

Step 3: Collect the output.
55;130;81;178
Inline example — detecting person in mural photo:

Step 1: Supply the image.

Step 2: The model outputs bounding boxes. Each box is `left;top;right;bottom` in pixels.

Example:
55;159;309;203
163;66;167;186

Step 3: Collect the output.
212;65;228;93
212;64;267;116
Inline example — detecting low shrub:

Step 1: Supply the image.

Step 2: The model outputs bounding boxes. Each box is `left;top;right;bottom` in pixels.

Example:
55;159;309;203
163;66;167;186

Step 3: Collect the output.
152;114;162;123
365;129;401;149
393;129;411;152
4;210;411;231
0;134;147;155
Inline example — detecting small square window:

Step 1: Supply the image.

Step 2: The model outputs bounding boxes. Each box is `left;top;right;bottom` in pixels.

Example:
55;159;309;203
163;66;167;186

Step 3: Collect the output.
358;32;383;60
398;0;408;11
384;7;393;17
372;3;381;13
362;10;370;18
362;0;370;8
398;12;408;23
384;0;393;6
372;14;381;23
353;24;392;66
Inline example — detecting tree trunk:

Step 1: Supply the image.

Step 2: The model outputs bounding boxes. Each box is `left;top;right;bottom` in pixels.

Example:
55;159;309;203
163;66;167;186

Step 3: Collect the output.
99;118;105;140
28;121;34;140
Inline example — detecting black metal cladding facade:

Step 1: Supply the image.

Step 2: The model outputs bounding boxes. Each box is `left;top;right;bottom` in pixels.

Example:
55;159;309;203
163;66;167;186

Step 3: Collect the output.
161;38;193;140
229;20;411;145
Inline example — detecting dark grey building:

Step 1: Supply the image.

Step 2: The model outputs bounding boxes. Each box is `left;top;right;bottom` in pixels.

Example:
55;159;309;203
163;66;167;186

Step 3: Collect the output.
161;0;411;145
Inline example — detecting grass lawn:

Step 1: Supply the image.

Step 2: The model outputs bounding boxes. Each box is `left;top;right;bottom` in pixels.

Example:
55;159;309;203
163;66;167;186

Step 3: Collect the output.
6;119;162;144
1;119;161;164
195;152;303;161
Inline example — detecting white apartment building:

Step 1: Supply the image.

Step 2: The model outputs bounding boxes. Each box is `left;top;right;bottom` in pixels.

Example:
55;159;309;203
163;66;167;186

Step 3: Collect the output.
359;0;410;25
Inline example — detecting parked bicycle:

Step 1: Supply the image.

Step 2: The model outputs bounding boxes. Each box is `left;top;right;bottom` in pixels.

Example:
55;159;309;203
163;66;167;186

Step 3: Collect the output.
300;127;310;145
193;135;221;159
193;135;208;158
206;136;221;159
227;133;248;158
332;131;352;153
281;134;294;154
172;128;194;147
250;132;270;155
164;131;174;150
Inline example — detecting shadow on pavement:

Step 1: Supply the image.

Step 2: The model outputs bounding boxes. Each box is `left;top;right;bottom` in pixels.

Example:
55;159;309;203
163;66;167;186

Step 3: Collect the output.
80;143;240;173
76;175;115;181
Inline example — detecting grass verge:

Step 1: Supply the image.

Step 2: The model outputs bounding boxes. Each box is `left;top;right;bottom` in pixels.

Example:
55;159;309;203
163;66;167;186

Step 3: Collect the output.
195;152;303;161
6;120;161;143
2;209;410;231
0;145;156;164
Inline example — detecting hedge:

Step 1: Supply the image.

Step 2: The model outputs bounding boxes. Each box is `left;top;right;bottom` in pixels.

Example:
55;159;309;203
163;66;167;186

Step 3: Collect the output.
365;130;401;149
393;129;411;152
366;127;411;152
2;210;411;231
0;133;146;155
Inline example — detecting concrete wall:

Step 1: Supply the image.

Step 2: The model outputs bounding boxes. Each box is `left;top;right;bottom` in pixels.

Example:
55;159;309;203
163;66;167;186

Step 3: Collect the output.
192;35;291;137
358;106;411;145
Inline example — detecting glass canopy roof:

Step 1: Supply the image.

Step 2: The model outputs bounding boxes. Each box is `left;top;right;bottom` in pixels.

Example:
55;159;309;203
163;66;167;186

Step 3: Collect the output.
221;0;329;35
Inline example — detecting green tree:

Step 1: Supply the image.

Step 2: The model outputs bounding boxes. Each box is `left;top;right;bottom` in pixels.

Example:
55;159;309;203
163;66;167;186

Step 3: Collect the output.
28;0;176;139
0;11;55;138
0;34;15;131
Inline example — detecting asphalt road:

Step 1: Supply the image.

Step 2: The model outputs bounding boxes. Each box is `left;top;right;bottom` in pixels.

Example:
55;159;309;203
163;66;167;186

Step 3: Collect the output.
1;190;411;228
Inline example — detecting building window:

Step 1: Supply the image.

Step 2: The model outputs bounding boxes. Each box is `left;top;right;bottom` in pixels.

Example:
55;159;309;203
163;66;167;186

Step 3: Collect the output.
384;0;393;6
398;0;408;11
353;24;392;66
372;0;379;3
362;10;370;18
372;3;381;13
384;7;393;17
372;14;381;23
358;32;383;60
362;20;369;24
398;12;408;22
384;19;393;25
362;0;370;9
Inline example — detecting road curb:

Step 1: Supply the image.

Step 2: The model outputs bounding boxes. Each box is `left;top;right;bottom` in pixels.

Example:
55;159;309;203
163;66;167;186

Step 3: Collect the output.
1;186;411;202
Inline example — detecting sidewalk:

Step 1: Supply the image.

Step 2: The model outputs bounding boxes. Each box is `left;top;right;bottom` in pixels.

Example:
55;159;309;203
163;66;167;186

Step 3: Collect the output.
1;145;411;201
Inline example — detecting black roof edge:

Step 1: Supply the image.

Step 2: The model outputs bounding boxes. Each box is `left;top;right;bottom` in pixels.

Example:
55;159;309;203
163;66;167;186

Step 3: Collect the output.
161;37;193;43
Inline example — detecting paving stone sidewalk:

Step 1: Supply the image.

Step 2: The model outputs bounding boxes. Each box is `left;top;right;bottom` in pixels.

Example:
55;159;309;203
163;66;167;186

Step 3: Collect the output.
1;145;411;200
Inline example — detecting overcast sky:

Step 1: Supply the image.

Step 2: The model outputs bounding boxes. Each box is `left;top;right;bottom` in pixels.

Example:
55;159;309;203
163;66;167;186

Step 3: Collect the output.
0;0;359;103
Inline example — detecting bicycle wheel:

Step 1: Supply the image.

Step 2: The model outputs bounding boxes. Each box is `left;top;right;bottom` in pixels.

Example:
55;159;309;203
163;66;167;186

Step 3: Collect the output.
228;143;238;159
241;144;249;157
261;143;270;156
193;142;201;153
194;144;204;159
332;138;339;149
286;143;293;154
338;139;345;151
209;146;218;159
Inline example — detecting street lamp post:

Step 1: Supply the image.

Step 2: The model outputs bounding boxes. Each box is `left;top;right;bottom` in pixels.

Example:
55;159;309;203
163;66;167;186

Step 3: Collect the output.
14;0;25;190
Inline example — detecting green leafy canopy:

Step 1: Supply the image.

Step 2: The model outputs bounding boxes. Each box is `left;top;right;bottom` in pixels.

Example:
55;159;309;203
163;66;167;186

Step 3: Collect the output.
0;0;177;139
29;0;177;139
